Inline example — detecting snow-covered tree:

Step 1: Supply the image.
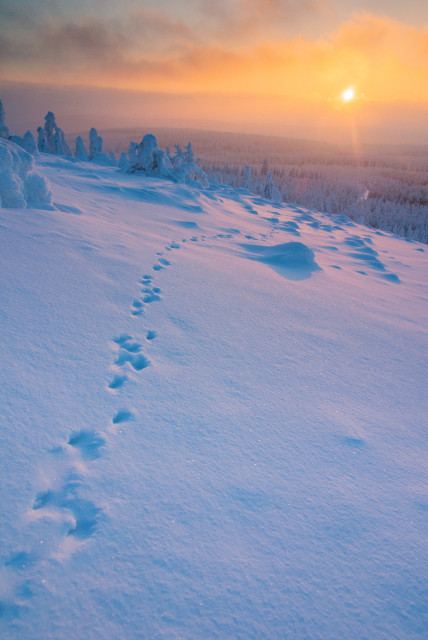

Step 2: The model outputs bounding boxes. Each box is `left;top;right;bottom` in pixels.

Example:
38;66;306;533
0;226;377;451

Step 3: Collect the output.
89;128;100;160
127;134;172;177
123;134;208;187
185;142;194;164
118;151;128;170
54;127;71;156
75;136;89;161
0;100;11;139
43;112;56;153
171;144;184;169
243;164;252;191
37;112;71;156
264;171;275;199
86;128;114;164
37;127;48;153
0;138;52;208
11;130;38;156
261;157;270;176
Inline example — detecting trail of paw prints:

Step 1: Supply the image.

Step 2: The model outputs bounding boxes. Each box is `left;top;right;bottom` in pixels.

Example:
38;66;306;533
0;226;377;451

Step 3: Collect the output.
153;251;172;271
1;426;107;619
2;252;163;621
130;273;163;315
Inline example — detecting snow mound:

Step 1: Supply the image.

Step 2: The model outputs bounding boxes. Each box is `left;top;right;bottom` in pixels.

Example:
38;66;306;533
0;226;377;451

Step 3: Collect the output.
240;241;321;280
0;138;52;208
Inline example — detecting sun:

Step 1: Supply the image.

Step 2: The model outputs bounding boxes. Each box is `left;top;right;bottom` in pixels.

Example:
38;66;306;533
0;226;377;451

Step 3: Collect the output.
342;87;355;102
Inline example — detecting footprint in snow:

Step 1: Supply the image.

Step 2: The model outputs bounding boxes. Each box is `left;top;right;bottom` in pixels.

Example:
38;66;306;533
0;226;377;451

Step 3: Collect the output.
131;299;144;315
115;350;150;371
68;429;105;461
112;409;133;425
108;373;127;390
112;336;150;371
33;475;102;540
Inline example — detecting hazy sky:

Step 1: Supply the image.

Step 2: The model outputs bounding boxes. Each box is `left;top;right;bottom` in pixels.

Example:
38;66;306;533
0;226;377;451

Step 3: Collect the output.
1;0;427;143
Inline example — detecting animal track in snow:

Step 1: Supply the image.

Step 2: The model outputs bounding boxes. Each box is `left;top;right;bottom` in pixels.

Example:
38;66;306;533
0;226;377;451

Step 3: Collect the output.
142;291;161;303
146;330;157;340
115;350;150;371
33;474;102;540
112;409;133;425
108;373;127;390
131;299;144;315
68;430;105;460
121;340;142;353
113;333;133;345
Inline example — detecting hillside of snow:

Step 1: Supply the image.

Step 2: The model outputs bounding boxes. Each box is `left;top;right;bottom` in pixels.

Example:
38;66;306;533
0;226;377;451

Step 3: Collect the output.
0;151;427;639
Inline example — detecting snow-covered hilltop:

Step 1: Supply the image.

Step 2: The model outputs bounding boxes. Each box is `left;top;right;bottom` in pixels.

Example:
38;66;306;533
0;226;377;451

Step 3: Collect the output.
0;144;427;639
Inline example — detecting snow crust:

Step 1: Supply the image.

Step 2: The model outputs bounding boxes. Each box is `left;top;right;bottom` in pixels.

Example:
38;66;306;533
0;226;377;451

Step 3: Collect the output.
0;153;426;639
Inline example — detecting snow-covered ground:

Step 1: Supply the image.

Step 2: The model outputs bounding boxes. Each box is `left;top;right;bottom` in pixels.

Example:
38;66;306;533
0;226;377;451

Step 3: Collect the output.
0;153;427;639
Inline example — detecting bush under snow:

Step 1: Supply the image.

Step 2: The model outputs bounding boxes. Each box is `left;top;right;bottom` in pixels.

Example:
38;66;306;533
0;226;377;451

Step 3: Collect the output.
0;138;52;208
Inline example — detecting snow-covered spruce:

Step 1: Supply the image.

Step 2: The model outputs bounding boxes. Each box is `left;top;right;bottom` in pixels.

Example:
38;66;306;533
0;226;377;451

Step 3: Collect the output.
125;135;208;187
37;111;72;157
263;171;282;202
0;99;11;140
75;136;89;161
0;138;52;208
11;131;38;156
88;128;116;164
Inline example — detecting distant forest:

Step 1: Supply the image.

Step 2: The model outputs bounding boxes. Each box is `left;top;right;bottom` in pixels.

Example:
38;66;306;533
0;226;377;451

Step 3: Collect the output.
101;127;428;244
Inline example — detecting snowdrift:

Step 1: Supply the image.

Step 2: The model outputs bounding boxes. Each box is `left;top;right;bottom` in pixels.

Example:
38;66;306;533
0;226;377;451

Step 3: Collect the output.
240;241;321;280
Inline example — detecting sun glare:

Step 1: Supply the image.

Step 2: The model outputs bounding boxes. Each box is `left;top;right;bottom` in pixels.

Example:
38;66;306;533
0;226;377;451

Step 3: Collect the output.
342;87;355;102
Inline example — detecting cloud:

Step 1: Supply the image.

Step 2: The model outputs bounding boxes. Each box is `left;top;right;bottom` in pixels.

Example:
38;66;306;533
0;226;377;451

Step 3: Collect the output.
0;7;427;106
193;0;334;43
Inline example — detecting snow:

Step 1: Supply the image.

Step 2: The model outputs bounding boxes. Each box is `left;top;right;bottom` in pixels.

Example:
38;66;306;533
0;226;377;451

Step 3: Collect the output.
10;131;38;156
239;241;321;280
0;139;52;208
0;152;427;639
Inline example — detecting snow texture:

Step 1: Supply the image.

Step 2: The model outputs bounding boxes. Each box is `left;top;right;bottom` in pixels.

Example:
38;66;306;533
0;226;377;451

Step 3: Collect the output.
0;152;426;640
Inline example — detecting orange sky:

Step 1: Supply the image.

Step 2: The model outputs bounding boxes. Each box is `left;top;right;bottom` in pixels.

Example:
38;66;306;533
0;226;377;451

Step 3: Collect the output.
1;2;427;143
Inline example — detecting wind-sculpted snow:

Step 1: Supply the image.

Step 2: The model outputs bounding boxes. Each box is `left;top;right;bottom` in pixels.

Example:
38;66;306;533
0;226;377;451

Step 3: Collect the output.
0;138;52;208
240;241;321;280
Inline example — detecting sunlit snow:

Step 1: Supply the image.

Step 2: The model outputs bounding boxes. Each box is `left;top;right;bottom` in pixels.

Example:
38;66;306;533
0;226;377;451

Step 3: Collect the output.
0;149;426;639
